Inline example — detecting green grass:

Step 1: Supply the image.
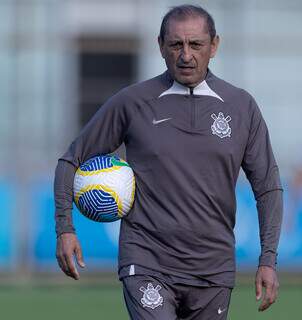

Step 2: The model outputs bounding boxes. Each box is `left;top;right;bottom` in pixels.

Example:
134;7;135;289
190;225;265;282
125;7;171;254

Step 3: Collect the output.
229;285;301;319
0;284;127;320
0;281;300;319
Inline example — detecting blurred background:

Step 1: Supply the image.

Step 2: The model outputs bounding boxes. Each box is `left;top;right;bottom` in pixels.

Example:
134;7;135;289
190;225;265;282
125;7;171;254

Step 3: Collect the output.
0;0;301;319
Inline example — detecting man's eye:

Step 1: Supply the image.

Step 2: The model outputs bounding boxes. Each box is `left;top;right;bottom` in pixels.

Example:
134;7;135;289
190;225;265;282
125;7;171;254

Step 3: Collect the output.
170;43;182;49
190;43;202;49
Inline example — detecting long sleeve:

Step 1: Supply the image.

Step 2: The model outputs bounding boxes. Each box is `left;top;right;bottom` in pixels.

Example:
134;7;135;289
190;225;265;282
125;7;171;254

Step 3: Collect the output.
241;97;283;268
54;160;77;236
256;189;283;268
54;90;130;237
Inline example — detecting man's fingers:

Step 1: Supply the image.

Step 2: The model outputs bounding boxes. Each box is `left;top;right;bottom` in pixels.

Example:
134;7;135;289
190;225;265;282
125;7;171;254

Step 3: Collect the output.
56;251;69;273
57;256;68;273
255;266;279;312
259;299;270;312
64;253;80;280
258;282;275;312
259;295;273;312
255;279;263;301
75;246;85;268
57;255;73;277
56;234;84;280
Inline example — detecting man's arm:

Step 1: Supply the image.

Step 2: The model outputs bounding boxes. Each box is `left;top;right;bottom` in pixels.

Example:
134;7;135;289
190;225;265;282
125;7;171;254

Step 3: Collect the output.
255;189;282;311
241;97;283;311
54;159;84;279
54;160;77;237
54;90;130;279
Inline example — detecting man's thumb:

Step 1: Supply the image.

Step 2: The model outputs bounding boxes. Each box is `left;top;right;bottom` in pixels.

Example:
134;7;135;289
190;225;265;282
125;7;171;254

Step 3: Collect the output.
75;246;85;268
255;280;262;301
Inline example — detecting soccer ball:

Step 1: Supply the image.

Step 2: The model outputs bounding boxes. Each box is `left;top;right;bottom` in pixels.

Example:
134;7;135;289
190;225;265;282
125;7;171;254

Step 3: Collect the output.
73;154;135;222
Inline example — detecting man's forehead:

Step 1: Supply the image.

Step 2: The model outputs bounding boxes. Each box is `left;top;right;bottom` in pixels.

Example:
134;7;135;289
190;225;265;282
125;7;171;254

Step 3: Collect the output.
165;16;209;39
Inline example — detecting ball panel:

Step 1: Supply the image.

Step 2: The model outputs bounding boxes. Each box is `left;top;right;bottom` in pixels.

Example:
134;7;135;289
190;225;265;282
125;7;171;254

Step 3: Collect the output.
73;154;135;223
80;154;114;171
75;184;123;217
76;154;126;176
77;166;122;176
78;189;118;222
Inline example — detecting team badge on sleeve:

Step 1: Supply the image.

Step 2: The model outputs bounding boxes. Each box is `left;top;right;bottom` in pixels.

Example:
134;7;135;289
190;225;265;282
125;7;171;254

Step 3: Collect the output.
139;283;164;309
211;112;232;138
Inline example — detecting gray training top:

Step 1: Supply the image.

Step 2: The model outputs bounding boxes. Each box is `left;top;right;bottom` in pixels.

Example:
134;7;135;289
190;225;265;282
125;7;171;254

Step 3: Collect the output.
55;70;283;288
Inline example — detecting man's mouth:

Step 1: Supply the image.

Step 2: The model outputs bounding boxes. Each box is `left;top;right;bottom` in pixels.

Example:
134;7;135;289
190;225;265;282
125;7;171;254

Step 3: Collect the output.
177;65;195;74
177;65;195;69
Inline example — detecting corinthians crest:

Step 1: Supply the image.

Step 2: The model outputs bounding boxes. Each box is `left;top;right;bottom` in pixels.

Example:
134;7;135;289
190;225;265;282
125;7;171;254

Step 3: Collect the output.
140;283;163;309
211;112;232;138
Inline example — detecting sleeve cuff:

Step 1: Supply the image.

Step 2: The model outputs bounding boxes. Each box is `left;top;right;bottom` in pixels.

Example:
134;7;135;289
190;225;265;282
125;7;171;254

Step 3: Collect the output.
258;253;278;269
55;215;76;237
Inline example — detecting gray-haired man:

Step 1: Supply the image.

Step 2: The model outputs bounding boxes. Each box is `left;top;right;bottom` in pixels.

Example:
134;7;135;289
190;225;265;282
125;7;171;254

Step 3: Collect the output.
55;5;283;319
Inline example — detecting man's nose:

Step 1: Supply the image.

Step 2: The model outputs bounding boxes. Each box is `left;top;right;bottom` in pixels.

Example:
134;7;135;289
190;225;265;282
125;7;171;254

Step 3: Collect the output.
180;44;193;63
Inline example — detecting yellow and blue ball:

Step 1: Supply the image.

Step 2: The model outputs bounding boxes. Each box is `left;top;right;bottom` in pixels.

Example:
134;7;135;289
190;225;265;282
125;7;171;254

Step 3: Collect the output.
73;154;135;222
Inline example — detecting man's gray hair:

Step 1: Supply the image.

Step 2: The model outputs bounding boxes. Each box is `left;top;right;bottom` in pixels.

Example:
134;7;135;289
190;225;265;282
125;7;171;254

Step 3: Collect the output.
159;4;216;41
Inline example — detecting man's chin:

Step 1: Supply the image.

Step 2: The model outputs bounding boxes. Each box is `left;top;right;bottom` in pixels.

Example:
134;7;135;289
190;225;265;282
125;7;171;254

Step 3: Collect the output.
175;75;198;88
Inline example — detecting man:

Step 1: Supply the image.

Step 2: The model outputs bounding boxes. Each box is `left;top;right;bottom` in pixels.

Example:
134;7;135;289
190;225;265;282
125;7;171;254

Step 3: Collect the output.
55;5;283;320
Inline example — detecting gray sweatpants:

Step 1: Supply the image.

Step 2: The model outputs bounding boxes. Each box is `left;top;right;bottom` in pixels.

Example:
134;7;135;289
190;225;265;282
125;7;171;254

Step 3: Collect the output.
122;275;232;320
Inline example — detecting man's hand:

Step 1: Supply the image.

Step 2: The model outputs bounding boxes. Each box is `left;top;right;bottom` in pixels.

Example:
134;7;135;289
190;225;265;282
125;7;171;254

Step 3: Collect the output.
255;265;279;312
56;233;85;280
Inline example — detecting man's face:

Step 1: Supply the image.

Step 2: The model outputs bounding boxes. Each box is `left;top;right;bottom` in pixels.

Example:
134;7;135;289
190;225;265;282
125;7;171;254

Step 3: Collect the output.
158;16;219;88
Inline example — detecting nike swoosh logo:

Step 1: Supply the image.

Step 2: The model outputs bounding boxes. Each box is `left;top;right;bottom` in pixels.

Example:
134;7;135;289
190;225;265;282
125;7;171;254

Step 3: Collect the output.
217;307;227;315
152;118;172;125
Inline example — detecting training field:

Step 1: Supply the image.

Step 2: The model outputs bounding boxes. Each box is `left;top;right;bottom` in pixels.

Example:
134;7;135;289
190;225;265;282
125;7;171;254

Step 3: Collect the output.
0;275;300;320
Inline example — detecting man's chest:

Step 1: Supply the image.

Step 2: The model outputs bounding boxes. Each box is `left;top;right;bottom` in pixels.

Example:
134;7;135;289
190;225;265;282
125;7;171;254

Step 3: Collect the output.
126;96;249;164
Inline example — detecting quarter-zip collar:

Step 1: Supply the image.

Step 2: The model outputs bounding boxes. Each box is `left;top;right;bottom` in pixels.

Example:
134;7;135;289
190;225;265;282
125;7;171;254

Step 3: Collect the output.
160;69;224;102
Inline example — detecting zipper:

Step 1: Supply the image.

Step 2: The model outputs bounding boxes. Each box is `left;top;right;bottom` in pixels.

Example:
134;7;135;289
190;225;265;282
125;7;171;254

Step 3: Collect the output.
189;87;195;129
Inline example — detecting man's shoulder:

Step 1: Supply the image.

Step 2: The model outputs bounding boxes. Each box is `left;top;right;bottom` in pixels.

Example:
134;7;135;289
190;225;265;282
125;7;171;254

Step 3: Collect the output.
101;73;167;114
208;71;254;105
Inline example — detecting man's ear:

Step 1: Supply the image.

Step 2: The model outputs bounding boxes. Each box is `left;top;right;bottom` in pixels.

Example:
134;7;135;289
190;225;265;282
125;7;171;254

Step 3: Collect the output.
158;36;165;58
210;35;220;58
